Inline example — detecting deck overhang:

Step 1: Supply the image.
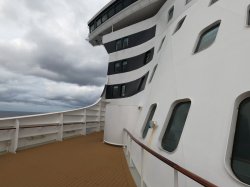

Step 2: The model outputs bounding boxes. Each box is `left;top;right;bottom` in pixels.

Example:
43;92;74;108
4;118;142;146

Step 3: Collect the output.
88;0;167;46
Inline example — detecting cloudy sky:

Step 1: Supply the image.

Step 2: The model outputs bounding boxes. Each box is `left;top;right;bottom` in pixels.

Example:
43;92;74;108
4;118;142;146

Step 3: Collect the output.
0;0;110;112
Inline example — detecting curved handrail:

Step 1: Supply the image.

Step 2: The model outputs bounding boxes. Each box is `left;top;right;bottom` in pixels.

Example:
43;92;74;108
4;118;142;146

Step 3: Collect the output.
124;129;218;187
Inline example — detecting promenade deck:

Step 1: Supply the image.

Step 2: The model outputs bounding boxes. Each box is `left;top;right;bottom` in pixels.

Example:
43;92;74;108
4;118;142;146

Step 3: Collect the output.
0;132;136;187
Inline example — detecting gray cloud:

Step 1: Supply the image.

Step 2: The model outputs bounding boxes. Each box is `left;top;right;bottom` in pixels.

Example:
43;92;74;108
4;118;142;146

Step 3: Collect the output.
0;0;110;112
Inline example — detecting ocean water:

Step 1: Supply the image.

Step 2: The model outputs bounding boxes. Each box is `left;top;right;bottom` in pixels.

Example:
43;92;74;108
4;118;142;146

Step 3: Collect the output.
0;111;43;118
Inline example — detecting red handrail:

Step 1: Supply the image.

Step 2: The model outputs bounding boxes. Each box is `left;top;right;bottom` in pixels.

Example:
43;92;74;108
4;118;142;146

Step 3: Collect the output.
124;129;218;187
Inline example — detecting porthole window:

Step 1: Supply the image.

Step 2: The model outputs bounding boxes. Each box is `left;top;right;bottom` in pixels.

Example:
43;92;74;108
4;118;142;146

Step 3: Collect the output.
158;36;166;52
173;16;186;34
168;6;174;22
142;104;157;139
209;0;218;6
195;21;220;53
232;98;250;185
162;101;191;152
149;64;158;83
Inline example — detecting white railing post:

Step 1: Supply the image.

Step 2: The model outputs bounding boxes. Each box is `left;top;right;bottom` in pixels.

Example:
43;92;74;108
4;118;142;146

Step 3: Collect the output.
140;147;144;187
96;102;102;132
57;113;63;141
174;169;179;187
128;137;133;167
9;119;19;153
81;109;87;135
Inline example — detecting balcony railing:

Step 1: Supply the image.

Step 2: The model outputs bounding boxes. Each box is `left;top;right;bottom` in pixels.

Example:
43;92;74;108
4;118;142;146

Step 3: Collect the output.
0;99;106;153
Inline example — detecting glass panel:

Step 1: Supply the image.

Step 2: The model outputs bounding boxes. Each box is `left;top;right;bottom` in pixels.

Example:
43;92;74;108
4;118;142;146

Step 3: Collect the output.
122;60;128;72
121;85;126;97
149;64;158;83
142;104;157;138
232;98;250;185
114;62;122;73
115;2;123;13
144;51;152;64
168;7;174;22
195;23;220;53
173;16;186;34
108;7;115;18
123;37;129;48
90;24;95;33
102;13;108;23
162;101;191;152
96;18;102;27
112;86;120;97
116;39;122;51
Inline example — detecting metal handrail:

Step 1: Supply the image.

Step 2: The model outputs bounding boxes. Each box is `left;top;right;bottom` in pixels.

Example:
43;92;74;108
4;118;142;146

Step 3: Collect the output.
124;128;218;187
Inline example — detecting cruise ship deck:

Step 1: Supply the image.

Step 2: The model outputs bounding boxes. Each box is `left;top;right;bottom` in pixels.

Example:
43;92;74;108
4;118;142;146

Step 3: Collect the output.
0;132;136;187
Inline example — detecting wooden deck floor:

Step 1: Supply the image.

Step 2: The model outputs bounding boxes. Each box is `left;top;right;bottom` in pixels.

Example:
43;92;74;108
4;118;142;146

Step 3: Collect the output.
0;132;136;187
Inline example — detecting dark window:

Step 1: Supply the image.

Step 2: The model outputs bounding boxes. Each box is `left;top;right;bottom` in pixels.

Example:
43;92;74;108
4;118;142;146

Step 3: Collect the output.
90;24;95;33
122;60;128;72
142;104;157;138
112;86;120;97
195;22;220;53
168;7;174;22
144;51;152;64
121;85;126;97
210;0;218;5
115;2;123;13
162;101;191;152
186;0;192;4
173;16;186;34
232;98;250;185
116;39;122;51
149;64;158;83
102;13;108;23
108;7;115;18
123;37;129;48
114;62;122;73
137;76;146;91
158;37;166;52
96;18;102;27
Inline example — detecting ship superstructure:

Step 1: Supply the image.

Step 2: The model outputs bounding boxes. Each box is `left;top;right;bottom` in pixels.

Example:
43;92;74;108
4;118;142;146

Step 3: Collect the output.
88;0;250;186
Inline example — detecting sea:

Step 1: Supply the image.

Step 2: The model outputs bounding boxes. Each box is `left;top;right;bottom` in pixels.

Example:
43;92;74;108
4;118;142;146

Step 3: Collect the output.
0;111;43;118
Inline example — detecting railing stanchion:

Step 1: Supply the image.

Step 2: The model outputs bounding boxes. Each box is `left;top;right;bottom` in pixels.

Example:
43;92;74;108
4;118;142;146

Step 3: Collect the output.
140;147;144;187
174;169;179;187
57;113;63;141
81;109;87;135
9;119;20;153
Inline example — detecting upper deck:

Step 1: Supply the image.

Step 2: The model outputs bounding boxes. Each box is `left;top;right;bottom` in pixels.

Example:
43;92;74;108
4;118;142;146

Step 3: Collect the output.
88;0;167;46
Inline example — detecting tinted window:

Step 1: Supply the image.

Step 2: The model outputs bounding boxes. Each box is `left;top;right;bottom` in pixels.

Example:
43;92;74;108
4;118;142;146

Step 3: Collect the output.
186;0;192;4
102;13;108;23
112;86;120;97
248;8;250;26
114;62;121;73
144;51;152;64
195;22;220;53
142;104;157;138
210;0;218;5
232;98;250;185
168;7;174;22
115;2;123;13
149;64;158;83
122;60;128;72
123;37;129;48
173;16;186;34
96;18;102;27
121;85;126;97
162;101;191;152
90;24;95;32
116;39;122;51
108;8;115;18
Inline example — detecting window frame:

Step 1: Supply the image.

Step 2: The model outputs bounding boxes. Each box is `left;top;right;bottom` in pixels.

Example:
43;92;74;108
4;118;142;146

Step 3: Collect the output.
194;20;221;54
225;92;250;185
159;99;191;153
141;104;157;139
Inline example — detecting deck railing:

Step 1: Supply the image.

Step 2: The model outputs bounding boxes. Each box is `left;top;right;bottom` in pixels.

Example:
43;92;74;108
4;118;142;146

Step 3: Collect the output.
123;129;218;187
0;99;106;153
